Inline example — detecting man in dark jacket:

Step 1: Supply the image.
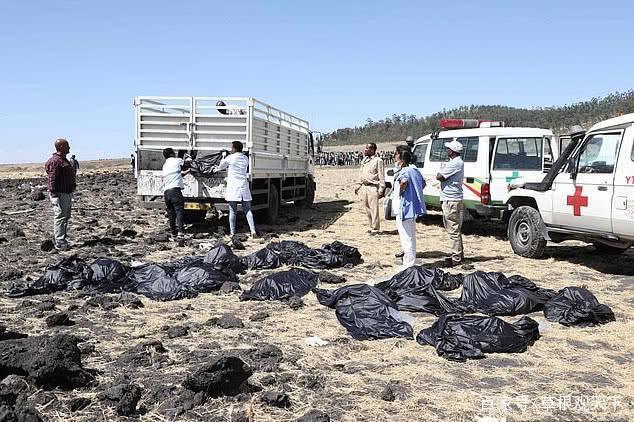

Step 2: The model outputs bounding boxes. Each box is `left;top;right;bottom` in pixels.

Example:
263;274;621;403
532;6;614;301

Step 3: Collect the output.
45;139;76;251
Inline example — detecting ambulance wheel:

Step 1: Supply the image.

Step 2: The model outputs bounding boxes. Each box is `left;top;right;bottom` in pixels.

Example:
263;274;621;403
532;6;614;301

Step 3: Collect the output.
264;185;280;224
295;178;315;208
508;206;546;258
592;242;629;254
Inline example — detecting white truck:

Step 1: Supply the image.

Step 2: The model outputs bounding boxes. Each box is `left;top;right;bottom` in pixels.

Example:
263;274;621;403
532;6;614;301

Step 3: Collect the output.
133;97;317;223
505;113;634;257
385;119;558;220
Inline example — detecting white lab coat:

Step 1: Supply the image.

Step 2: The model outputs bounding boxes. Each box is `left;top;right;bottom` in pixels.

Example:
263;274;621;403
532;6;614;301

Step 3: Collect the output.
217;153;252;202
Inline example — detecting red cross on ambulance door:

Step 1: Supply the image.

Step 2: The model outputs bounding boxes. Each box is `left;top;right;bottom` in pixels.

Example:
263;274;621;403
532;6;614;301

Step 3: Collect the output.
551;132;621;233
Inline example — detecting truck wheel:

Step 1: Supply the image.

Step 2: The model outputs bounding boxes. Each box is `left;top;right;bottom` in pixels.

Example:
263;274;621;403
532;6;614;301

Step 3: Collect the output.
592;242;630;254
508;206;547;258
264;184;280;224
295;178;315;208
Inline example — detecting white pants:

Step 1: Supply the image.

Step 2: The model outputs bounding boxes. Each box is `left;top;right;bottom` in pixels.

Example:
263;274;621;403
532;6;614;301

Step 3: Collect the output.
396;216;417;270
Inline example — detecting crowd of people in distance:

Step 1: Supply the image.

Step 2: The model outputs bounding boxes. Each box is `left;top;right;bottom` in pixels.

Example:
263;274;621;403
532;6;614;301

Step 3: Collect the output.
316;150;394;167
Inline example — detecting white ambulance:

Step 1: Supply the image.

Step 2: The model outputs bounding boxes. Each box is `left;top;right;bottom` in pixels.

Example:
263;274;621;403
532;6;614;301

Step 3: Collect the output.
387;119;558;219
505;113;634;257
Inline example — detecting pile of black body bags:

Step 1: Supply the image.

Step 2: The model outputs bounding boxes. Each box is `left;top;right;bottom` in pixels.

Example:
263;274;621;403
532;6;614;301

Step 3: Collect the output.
8;241;361;301
8;240;615;362
314;266;615;361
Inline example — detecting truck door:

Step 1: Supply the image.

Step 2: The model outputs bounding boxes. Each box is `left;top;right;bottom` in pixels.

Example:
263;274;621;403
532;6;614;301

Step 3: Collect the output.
612;126;634;237
551;131;623;232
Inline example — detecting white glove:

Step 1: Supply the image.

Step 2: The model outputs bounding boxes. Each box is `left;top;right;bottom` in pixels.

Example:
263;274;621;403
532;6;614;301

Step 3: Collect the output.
50;196;59;206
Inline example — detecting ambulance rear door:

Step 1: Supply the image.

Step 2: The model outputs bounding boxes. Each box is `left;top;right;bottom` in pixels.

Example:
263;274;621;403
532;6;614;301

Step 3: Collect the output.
490;135;555;202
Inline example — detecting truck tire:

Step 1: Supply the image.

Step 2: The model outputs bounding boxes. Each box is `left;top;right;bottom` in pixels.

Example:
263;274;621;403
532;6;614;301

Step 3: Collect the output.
508;206;547;258
592;242;630;254
295;178;315;208
264;184;280;224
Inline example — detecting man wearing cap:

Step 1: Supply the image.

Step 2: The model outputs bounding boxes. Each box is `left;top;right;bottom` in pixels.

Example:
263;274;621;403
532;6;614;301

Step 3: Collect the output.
436;140;465;266
355;143;385;234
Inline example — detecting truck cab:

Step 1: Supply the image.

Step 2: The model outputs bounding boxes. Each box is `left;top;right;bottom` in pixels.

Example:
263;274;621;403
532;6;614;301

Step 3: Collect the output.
506;113;634;258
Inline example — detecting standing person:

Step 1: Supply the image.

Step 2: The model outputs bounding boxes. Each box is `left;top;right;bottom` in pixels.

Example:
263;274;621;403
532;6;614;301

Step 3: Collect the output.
355;143;385;234
68;154;80;176
45;139;76;251
130;154;136;172
216;141;257;238
436;140;465;267
162;148;189;239
216;100;246;116
394;148;426;269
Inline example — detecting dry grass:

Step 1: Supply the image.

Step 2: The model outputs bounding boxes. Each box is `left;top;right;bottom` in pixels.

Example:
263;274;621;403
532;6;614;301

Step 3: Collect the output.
1;166;632;421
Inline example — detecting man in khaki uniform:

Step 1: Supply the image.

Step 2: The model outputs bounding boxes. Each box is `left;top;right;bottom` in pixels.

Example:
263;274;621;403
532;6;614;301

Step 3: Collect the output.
355;143;385;234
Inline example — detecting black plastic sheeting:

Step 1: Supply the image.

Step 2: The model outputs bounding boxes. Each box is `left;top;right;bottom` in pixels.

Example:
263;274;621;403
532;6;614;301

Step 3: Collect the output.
417;314;540;361
8;254;237;301
457;272;557;316
240;268;318;301
242;241;362;270
314;284;413;340
375;267;459;315
7;256;130;297
186;152;225;178
204;244;248;275
543;287;616;327
6;241;360;301
125;260;236;301
375;266;572;318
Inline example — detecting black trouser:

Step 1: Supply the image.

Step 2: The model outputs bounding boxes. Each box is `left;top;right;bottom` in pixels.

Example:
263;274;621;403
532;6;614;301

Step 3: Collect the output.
164;188;185;234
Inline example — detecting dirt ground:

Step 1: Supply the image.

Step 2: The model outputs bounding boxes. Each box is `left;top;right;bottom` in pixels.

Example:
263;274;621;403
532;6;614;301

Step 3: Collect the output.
0;165;632;422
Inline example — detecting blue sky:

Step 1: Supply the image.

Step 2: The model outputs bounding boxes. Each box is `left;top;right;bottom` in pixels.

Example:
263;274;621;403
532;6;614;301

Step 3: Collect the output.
1;0;632;164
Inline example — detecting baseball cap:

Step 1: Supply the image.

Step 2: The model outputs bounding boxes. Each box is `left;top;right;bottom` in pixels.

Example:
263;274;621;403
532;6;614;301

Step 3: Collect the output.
445;140;463;153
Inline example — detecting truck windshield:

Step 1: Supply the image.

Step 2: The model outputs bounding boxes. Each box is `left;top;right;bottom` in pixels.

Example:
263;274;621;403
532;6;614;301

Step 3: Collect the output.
493;137;547;170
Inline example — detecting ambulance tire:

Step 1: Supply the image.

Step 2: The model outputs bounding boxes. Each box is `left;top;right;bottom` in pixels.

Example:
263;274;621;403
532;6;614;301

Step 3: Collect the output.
592;242;629;254
508;206;547;258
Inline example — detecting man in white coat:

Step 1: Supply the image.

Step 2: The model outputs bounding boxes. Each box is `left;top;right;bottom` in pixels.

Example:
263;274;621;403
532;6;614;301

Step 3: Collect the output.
216;141;257;238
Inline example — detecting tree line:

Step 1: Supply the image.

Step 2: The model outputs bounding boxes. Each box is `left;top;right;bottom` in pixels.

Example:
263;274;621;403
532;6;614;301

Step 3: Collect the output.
325;91;634;145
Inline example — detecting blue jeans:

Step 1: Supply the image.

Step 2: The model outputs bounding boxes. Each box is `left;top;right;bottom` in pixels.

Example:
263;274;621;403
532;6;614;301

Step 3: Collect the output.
228;201;256;235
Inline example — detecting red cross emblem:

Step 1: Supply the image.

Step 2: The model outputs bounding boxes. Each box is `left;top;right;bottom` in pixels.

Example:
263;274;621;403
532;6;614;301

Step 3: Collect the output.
566;186;588;216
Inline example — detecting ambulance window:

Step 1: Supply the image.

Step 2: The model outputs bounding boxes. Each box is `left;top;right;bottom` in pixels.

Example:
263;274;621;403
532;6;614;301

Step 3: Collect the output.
543;139;553;170
577;132;621;174
429;137;478;162
412;144;427;168
457;137;479;162
560;137;572;152
429;138;453;161
493;138;544;170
